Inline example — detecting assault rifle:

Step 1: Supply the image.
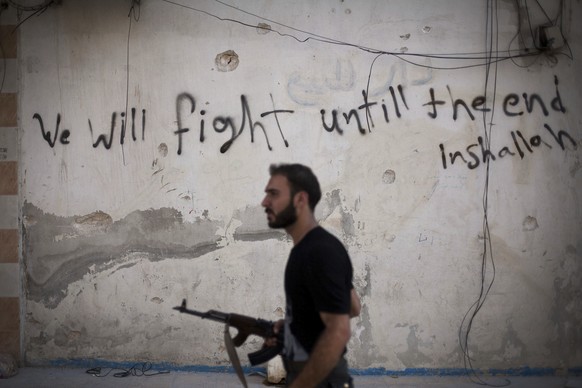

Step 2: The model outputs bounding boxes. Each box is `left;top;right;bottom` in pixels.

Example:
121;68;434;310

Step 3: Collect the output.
173;299;284;366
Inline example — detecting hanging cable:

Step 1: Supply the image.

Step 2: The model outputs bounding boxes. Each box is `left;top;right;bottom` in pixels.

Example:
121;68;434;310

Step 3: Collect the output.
458;1;511;386
160;0;565;71
6;0;52;12
121;0;141;166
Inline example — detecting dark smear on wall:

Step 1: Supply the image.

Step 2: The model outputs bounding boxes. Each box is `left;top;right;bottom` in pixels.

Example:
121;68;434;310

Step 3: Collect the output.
23;203;222;309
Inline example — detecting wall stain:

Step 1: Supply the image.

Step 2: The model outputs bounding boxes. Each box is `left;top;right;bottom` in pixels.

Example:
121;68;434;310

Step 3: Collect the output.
396;324;433;367
320;189;356;242
23;202;222;309
522;216;539;231
546;244;582;364
23;202;296;310
350;264;386;365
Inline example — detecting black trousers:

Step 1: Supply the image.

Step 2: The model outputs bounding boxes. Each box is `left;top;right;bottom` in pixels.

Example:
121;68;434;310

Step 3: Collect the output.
283;356;354;388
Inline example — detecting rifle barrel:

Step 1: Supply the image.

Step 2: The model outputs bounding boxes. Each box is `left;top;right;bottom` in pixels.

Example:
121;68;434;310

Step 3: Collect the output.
173;305;229;324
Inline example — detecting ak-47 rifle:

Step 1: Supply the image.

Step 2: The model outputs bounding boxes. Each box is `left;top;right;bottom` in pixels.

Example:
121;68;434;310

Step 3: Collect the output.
173;299;284;366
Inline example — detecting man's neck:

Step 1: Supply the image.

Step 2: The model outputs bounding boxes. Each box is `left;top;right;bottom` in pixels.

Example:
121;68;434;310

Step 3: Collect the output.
286;216;318;246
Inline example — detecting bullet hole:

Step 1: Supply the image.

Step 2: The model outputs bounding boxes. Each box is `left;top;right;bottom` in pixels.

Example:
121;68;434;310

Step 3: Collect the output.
400;33;411;40
158;143;168;157
256;22;271;35
215;50;239;72
523;216;539;231
400;47;408;53
422;26;432;33
382;169;396;184
345;8;351;14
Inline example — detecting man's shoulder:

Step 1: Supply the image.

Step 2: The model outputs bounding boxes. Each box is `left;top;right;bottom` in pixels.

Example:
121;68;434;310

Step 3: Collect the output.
305;227;348;255
308;226;336;239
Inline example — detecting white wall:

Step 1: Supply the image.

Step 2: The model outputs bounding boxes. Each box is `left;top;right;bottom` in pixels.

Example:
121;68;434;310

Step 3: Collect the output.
18;0;581;372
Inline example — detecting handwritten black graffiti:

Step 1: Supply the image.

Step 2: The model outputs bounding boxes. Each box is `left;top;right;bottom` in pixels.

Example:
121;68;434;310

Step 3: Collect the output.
174;93;294;155
32;75;573;173
89;108;146;149
320;85;409;134
424;75;565;120
439;123;577;170
33;113;71;147
34;108;146;149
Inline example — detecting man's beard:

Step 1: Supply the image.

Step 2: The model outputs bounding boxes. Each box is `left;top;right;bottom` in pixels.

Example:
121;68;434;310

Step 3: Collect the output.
267;199;297;229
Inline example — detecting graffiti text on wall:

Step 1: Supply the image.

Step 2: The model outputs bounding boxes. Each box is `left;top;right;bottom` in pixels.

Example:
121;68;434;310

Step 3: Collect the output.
34;108;147;149
174;93;293;154
32;76;577;170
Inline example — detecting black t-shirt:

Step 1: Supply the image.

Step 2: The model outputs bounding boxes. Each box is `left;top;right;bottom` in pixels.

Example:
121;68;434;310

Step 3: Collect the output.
284;226;353;358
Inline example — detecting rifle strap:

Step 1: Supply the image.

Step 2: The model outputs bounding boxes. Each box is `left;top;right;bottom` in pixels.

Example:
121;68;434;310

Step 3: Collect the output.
224;323;248;388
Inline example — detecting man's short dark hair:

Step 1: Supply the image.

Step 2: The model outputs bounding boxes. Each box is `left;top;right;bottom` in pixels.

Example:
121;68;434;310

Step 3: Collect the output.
269;163;322;211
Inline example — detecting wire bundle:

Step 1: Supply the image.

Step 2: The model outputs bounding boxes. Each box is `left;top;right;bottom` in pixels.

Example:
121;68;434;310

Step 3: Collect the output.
86;362;170;378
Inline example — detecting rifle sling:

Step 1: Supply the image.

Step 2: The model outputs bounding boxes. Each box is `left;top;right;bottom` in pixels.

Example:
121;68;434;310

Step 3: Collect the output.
224;323;248;388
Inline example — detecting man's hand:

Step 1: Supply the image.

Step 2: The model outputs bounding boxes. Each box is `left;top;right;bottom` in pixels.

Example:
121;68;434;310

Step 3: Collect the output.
264;319;284;347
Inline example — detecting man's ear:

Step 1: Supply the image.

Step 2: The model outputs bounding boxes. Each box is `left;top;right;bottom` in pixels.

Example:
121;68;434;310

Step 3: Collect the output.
294;191;309;210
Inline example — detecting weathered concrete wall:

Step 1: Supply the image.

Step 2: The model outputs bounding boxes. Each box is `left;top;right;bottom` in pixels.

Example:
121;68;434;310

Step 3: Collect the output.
17;0;581;372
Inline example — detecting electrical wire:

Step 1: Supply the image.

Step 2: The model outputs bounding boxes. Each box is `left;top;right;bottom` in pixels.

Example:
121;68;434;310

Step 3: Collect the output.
10;2;51;33
85;362;170;378
533;0;554;25
122;0;141;166
508;0;542;68
160;0;561;71
457;1;512;386
6;0;52;12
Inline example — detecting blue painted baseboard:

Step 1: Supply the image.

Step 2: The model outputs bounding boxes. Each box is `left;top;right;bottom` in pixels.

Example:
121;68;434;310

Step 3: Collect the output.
43;358;582;377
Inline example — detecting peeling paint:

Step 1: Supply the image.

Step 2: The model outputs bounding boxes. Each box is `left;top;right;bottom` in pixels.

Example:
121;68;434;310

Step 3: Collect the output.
319;189;356;241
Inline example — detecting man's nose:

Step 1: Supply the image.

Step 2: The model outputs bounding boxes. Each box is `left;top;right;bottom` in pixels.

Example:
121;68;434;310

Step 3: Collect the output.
261;196;269;207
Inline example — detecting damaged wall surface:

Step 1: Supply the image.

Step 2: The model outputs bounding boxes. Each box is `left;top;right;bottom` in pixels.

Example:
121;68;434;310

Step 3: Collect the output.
14;0;582;373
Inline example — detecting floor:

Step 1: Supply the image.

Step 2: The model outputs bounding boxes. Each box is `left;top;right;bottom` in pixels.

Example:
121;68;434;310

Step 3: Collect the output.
0;368;581;388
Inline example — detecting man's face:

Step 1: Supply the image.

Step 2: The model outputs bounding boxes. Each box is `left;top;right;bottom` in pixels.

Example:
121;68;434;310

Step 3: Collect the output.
261;174;297;229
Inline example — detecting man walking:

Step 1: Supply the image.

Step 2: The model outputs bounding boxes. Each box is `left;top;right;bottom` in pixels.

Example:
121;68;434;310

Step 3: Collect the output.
262;163;361;387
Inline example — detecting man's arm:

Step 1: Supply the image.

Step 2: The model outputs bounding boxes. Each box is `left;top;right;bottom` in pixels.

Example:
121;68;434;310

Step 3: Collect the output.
350;288;361;318
288;312;351;388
